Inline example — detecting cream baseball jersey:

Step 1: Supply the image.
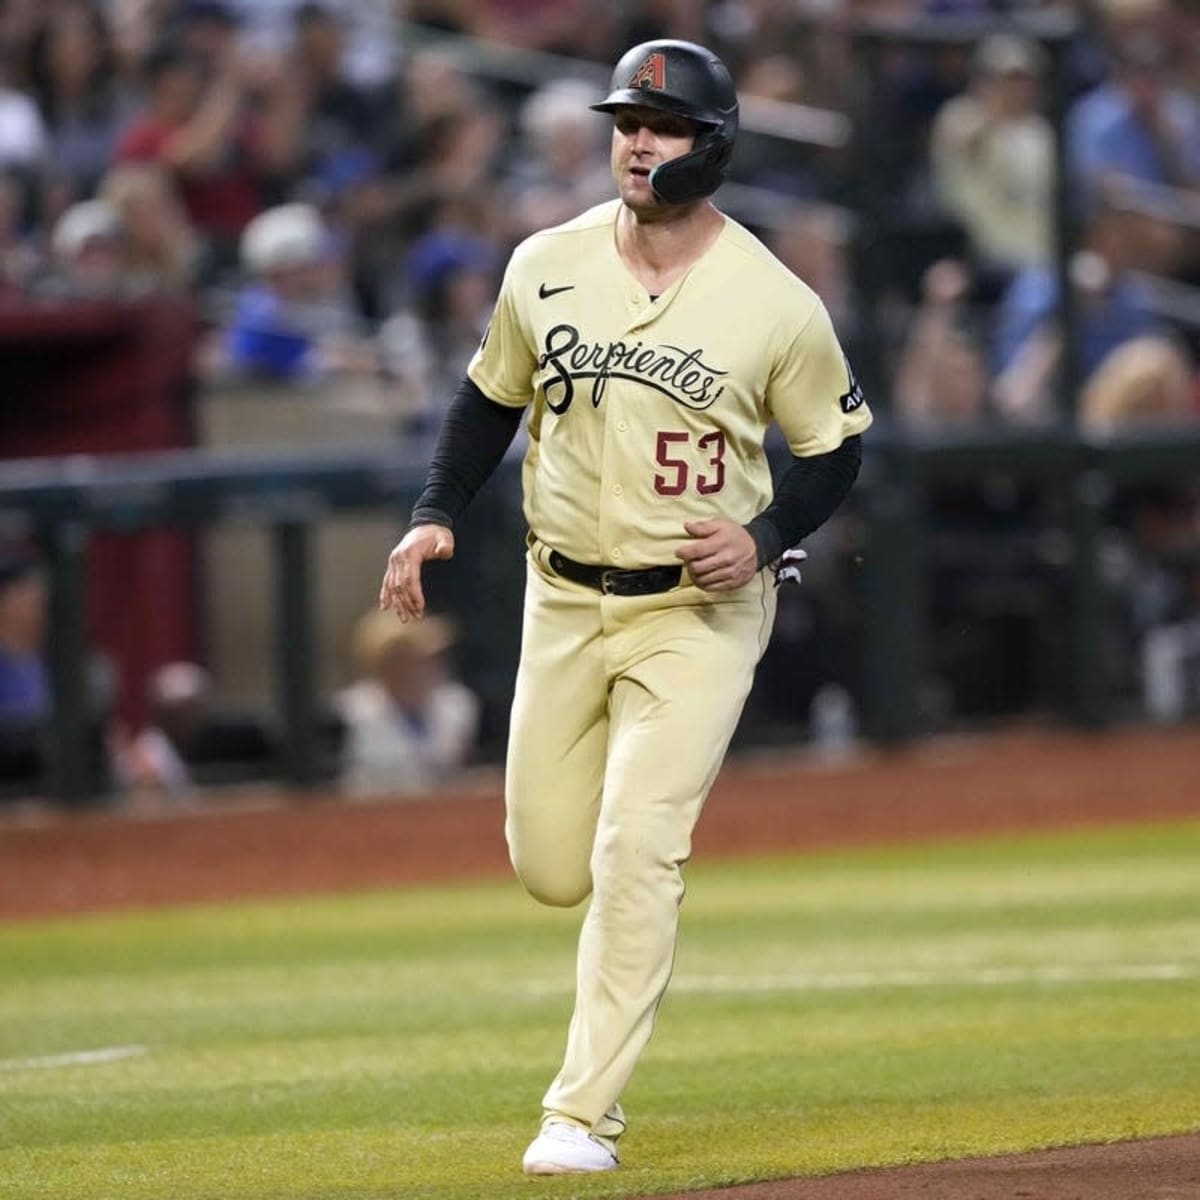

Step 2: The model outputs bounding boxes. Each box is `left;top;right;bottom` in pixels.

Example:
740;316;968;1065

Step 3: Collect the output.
467;198;872;567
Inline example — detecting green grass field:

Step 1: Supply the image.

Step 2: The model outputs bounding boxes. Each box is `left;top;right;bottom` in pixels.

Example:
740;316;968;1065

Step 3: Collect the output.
2;821;1199;1200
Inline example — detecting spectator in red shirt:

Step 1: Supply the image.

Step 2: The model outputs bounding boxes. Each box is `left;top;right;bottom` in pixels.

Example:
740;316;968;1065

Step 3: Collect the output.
115;40;302;275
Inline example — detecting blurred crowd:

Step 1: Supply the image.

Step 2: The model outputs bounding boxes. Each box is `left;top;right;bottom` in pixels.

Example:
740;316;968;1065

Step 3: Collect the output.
1;0;1199;802
0;0;1192;432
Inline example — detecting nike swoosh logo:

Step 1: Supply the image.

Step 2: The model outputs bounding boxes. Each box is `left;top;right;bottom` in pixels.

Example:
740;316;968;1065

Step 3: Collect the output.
538;283;574;299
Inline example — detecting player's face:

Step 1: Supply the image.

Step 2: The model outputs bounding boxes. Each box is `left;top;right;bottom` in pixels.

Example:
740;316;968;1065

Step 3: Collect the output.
610;105;698;212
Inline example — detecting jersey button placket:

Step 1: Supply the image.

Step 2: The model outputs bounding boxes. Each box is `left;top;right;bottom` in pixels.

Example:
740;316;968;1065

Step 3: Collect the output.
596;370;618;582
605;410;628;564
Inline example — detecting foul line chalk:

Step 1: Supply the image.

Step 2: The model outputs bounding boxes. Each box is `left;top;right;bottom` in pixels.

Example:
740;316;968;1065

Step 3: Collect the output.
0;1044;148;1072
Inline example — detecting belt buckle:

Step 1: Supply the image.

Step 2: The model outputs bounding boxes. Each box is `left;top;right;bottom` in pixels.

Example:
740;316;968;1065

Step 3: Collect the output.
600;568;619;595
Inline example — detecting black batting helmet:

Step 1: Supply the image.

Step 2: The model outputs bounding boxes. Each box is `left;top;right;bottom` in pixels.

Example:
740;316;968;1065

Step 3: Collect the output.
591;39;739;206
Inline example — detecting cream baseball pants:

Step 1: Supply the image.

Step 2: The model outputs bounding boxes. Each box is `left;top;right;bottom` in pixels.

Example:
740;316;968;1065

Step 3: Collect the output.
505;546;777;1151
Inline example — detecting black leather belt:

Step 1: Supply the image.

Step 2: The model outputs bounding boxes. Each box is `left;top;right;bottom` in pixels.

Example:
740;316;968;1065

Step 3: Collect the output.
547;548;683;596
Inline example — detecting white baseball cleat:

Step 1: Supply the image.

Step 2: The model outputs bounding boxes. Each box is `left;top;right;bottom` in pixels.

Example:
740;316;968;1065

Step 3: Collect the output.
521;1120;619;1175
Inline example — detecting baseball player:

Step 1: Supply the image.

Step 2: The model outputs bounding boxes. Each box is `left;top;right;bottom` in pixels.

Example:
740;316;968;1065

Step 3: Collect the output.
379;39;871;1174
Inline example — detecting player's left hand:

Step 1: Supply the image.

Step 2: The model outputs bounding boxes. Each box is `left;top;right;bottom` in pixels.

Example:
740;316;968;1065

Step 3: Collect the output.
675;519;759;592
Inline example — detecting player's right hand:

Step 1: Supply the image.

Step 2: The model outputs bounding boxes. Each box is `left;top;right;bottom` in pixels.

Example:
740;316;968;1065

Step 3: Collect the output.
379;524;456;622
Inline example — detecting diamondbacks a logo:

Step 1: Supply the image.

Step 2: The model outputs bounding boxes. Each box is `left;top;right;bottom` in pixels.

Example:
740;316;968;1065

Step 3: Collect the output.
628;52;666;91
538;323;726;414
839;355;864;414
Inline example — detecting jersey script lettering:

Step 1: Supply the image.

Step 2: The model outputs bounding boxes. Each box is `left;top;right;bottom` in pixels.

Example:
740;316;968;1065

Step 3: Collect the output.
537;322;728;414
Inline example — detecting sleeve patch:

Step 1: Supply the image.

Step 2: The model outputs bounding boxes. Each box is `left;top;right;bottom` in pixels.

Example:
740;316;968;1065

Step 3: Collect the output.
839;356;864;414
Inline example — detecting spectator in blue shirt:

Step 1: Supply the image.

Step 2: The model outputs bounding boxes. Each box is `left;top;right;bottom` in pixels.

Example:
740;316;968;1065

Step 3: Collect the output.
219;201;378;381
991;203;1165;422
1069;28;1200;207
0;548;49;727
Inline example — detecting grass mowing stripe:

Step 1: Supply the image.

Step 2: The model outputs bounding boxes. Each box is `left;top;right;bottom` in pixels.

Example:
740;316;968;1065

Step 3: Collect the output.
0;819;1197;1199
634;962;1200;993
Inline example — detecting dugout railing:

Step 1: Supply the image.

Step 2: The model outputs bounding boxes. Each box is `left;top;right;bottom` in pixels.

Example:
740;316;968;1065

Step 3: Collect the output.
2;427;1198;803
858;424;1200;742
0;444;438;803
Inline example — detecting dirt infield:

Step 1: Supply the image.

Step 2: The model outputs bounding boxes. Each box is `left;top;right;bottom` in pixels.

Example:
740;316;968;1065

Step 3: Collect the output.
2;722;1198;1198
656;1133;1200;1200
1;724;1198;919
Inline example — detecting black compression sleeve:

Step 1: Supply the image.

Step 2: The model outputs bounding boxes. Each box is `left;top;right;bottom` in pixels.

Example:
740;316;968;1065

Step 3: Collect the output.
744;435;863;566
408;376;524;531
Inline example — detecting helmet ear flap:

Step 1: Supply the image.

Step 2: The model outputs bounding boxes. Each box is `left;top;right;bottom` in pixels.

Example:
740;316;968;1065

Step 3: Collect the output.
647;127;733;206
